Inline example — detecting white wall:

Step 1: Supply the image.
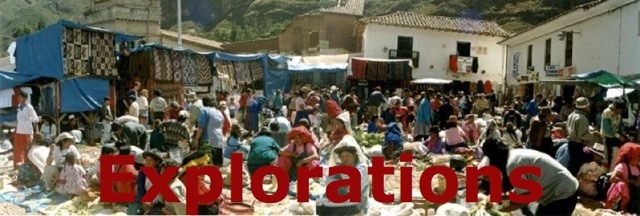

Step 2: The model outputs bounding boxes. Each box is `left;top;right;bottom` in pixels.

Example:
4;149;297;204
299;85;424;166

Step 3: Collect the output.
362;24;506;84
504;0;640;86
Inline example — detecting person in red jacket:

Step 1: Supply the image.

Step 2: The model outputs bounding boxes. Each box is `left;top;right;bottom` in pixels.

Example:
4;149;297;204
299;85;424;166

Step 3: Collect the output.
323;94;342;121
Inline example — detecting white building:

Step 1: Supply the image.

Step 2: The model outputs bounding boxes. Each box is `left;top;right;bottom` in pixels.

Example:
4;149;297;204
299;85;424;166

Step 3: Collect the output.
358;11;511;91
500;0;640;99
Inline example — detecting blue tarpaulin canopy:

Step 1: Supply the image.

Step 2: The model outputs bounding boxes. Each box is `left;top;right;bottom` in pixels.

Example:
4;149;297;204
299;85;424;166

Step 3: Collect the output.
0;70;47;91
59;77;110;113
15;20;141;79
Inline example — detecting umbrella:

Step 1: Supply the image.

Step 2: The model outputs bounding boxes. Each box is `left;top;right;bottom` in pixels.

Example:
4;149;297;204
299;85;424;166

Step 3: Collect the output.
571;70;636;88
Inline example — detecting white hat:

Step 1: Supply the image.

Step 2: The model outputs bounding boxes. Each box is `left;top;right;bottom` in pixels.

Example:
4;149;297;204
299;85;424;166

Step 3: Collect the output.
330;86;338;91
68;114;75;120
55;132;75;143
186;92;197;100
575;97;590;109
590;143;606;158
0;139;12;153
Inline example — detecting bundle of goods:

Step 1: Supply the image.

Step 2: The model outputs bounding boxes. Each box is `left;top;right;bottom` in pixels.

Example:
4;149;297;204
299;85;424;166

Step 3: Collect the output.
288;179;325;200
353;130;385;148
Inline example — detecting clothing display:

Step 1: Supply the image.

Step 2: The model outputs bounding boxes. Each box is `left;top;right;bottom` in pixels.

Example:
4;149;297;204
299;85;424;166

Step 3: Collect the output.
234;62;251;84
476;80;484;93
484;80;493;93
180;53;198;85
388;61;411;80
249;60;264;82
471;57;479;73
195;54;213;85
90;32;117;76
365;61;389;81
152;49;174;81
449;55;458;72
63;28;90;76
351;59;366;80
170;50;183;83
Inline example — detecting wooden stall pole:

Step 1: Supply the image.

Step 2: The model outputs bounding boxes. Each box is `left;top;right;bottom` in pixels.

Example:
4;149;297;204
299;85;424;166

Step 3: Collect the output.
55;81;61;137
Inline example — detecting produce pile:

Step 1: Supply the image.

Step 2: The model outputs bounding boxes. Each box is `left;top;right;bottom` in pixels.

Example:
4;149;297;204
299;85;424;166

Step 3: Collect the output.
353;129;385;148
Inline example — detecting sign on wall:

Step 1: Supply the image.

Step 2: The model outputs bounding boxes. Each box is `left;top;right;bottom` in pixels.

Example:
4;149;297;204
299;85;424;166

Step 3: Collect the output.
512;53;521;79
545;65;560;77
457;56;474;73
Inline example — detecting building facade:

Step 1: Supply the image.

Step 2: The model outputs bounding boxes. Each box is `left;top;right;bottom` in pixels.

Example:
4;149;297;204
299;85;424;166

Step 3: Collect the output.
500;0;640;99
83;0;224;51
222;0;365;55
359;12;510;88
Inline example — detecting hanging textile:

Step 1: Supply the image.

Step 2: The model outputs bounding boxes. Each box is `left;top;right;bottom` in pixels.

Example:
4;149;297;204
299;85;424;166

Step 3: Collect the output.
484;80;493;93
90;32;117;77
153;49;174;81
170;50;183;83
472;57;479;73
195;54;213;85
38;83;56;115
476;80;484;93
181;53;198;86
234;62;251;84
377;62;388;81
449;55;458;72
249;60;263;81
216;61;237;87
351;59;366;80
62;28;90;76
366;61;388;81
152;49;163;81
469;82;477;94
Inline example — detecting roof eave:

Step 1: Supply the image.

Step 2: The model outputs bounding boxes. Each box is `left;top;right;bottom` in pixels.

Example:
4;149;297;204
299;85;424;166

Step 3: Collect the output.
364;22;510;38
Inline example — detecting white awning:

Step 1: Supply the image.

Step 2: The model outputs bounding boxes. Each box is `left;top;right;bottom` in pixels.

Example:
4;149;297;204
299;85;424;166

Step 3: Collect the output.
411;78;453;84
606;88;635;99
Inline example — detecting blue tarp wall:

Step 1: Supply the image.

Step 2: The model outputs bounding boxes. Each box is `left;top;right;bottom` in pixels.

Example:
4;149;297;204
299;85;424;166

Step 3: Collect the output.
15;20;140;79
0;70;45;91
59;77;109;113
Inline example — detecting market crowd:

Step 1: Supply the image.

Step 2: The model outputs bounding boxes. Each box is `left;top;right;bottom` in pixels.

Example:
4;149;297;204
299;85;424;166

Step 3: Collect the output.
6;81;640;215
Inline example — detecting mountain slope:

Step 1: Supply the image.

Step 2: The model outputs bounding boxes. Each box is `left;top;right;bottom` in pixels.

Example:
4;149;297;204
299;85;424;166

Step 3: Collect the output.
0;0;596;57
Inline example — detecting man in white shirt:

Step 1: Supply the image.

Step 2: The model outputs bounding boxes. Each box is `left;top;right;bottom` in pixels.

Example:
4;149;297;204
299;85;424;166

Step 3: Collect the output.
149;90;167;124
14;90;39;169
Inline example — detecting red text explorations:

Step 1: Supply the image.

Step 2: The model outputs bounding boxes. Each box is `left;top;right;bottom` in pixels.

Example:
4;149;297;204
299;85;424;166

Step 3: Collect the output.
100;153;543;215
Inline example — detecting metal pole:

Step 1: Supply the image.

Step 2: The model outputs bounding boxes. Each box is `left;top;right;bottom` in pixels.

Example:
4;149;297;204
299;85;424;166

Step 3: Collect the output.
177;0;183;49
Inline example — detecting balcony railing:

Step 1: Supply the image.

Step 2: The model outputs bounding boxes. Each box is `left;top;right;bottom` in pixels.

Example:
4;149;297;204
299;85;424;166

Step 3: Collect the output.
389;49;419;68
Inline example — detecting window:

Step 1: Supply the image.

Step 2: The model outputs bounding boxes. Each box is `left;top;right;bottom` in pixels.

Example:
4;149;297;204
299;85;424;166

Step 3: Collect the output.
544;39;551;66
527;45;533;68
397;36;413;51
565;32;573;67
457;42;471;57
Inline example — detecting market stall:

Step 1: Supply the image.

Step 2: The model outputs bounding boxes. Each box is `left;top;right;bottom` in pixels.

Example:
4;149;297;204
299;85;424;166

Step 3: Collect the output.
288;54;349;91
211;52;267;93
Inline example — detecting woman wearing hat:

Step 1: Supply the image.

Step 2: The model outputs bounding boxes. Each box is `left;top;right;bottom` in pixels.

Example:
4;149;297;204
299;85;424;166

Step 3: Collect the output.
326;112;369;167
317;145;370;215
277;126;320;181
443;116;469;153
424;127;444;154
43;132;81;192
135;149;172;214
606;143;640;213
461;114;479;146
576;143;607;199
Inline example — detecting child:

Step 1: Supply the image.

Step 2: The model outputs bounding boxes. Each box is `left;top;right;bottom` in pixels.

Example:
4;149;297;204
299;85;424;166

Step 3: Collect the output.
224;125;249;160
56;154;88;197
368;115;379;133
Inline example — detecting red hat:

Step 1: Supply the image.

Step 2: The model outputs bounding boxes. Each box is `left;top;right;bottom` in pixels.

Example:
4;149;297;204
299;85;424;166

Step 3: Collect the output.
287;126;314;144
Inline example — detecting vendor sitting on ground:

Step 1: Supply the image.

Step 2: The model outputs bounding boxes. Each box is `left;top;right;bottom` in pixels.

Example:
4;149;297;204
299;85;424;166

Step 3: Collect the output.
278;126;320;181
112;144;138;209
17;133;47;188
136;149;169;214
61;114;83;144
444;116;469;153
383;122;403;160
424;127;444;155
606;143;640;214
157;110;191;151
247;127;280;176
43;132;81;192
87;145;116;184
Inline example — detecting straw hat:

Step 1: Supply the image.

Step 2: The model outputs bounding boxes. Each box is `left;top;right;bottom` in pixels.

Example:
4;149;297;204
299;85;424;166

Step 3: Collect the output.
575;97;590;109
589;143;606;158
55;132;75;144
33;133;45;144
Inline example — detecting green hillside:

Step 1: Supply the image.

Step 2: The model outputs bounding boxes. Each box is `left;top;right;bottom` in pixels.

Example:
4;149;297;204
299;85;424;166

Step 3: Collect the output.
0;0;596;56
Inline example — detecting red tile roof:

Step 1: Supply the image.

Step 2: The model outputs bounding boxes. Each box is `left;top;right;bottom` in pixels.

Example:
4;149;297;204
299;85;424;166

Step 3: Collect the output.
360;11;512;37
320;0;365;16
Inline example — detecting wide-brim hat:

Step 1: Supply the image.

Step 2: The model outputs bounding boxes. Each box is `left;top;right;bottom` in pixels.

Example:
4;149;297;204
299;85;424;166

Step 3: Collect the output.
575;97;590;109
181;151;209;167
590;143;606;158
142;149;164;162
186;92;197;100
330;86;338;91
333;145;358;155
55;132;75;143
